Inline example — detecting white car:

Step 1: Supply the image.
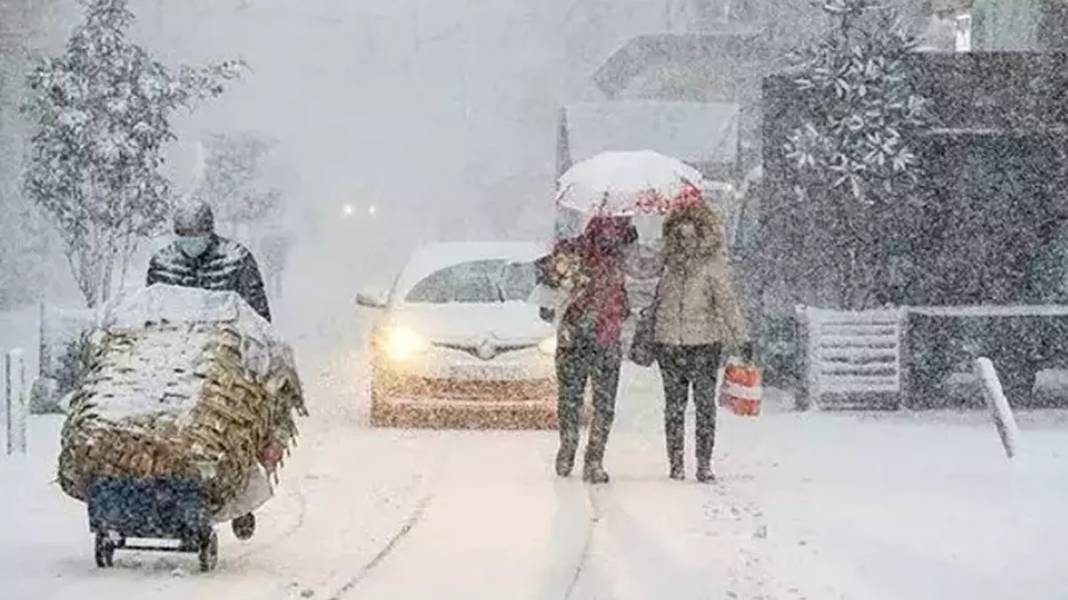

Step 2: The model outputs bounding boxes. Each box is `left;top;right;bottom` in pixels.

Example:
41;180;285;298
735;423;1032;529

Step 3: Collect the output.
357;242;558;429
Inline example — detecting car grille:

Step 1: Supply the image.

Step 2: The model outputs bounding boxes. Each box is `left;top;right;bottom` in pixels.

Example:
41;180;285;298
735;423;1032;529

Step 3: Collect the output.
386;376;556;402
434;342;532;361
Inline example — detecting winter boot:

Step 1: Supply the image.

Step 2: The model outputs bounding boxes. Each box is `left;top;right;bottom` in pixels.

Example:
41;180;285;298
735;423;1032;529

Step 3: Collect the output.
669;449;685;480
582;461;610;484
555;443;578;477
583;407;614;485
669;460;685;481
696;460;716;484
665;407;686;481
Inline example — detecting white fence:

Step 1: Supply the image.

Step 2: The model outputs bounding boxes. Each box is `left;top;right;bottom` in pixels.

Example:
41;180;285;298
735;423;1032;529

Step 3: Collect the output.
2;349;27;454
797;307;906;408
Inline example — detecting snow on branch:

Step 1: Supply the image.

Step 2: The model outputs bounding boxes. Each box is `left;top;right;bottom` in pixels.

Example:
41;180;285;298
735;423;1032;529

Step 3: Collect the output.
21;0;244;308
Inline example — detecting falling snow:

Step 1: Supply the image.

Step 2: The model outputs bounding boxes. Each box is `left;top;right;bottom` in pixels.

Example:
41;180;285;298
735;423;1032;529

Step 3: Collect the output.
2;0;1068;598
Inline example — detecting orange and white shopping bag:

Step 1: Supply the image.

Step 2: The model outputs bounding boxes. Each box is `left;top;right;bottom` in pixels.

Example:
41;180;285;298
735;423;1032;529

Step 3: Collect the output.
718;360;763;417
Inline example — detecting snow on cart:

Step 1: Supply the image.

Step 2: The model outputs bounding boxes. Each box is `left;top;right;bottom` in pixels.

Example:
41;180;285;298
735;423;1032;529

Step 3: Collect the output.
56;284;307;571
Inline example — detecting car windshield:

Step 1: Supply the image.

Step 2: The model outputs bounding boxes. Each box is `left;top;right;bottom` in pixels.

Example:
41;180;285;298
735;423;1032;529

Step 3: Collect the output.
404;260;535;304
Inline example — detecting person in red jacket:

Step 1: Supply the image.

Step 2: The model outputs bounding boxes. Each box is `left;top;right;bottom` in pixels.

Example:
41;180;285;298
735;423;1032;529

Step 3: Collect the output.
539;217;639;484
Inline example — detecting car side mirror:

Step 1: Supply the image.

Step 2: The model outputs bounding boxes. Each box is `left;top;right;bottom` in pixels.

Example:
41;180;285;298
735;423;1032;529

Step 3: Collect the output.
356;289;388;309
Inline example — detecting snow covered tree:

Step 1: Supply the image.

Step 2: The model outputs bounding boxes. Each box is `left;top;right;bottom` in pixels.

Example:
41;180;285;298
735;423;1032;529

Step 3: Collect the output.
782;0;932;308
21;0;243;308
193;132;282;235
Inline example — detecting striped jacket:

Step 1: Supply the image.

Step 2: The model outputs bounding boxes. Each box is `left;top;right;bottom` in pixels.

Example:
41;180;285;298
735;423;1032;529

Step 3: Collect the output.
147;235;272;321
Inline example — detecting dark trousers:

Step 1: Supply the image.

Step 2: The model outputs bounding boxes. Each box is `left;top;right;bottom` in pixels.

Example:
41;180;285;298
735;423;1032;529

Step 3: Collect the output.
556;339;622;467
657;344;721;467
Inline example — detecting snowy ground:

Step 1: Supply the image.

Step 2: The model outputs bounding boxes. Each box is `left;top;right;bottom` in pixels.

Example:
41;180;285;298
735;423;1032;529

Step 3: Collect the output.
7;0;1067;594
2;298;1068;600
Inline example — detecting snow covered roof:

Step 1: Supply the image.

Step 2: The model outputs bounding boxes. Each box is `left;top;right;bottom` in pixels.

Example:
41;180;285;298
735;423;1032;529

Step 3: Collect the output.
395;242;547;297
931;0;973;11
559;101;739;174
592;31;769;98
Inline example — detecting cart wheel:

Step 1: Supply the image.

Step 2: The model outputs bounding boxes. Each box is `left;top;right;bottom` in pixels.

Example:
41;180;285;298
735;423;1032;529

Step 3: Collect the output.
232;512;256;541
198;530;218;572
94;533;115;568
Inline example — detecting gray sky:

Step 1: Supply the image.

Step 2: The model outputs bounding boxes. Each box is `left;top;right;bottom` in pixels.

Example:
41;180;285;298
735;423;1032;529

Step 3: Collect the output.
96;0;662;286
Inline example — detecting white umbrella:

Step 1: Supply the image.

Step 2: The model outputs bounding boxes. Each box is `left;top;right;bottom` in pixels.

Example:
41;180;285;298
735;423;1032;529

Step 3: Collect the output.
555;150;705;217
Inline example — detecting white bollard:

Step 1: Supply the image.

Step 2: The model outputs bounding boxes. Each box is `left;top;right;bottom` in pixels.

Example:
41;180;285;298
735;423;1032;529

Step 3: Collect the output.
5;349;27;455
974;357;1020;459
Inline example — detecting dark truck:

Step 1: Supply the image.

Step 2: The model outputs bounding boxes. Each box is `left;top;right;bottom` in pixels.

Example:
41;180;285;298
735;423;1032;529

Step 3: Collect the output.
756;52;1068;407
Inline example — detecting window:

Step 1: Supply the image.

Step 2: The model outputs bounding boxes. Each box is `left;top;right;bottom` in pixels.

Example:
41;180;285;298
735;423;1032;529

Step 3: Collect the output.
405;260;535;304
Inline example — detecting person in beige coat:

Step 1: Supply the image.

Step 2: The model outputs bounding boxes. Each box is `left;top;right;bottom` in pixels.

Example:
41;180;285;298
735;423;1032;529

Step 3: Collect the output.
653;203;750;482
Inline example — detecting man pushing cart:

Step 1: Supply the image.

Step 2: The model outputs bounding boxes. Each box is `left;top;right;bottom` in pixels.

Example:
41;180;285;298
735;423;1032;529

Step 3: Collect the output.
56;202;306;571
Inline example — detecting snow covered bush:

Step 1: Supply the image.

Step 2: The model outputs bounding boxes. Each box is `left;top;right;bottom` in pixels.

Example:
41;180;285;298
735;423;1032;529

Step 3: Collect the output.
21;0;243;308
783;0;932;308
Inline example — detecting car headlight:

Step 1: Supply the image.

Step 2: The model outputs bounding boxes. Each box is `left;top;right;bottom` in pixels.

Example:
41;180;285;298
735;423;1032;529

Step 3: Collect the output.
382;327;430;361
538;335;557;356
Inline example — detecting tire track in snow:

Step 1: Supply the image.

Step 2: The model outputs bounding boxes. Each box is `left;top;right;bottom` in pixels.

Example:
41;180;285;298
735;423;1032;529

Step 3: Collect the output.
326;489;433;600
228;483;308;564
326;445;447;600
564;483;603;600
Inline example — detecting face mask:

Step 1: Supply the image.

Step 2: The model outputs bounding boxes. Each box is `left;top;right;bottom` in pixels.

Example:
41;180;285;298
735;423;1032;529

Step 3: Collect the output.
176;236;210;257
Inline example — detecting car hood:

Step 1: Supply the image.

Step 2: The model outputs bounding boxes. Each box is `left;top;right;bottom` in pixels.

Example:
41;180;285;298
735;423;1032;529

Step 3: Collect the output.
384;302;551;346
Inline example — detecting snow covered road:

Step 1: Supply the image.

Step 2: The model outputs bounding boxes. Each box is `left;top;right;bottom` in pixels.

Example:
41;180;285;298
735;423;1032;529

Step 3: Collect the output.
5;378;1068;599
3;301;1068;599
